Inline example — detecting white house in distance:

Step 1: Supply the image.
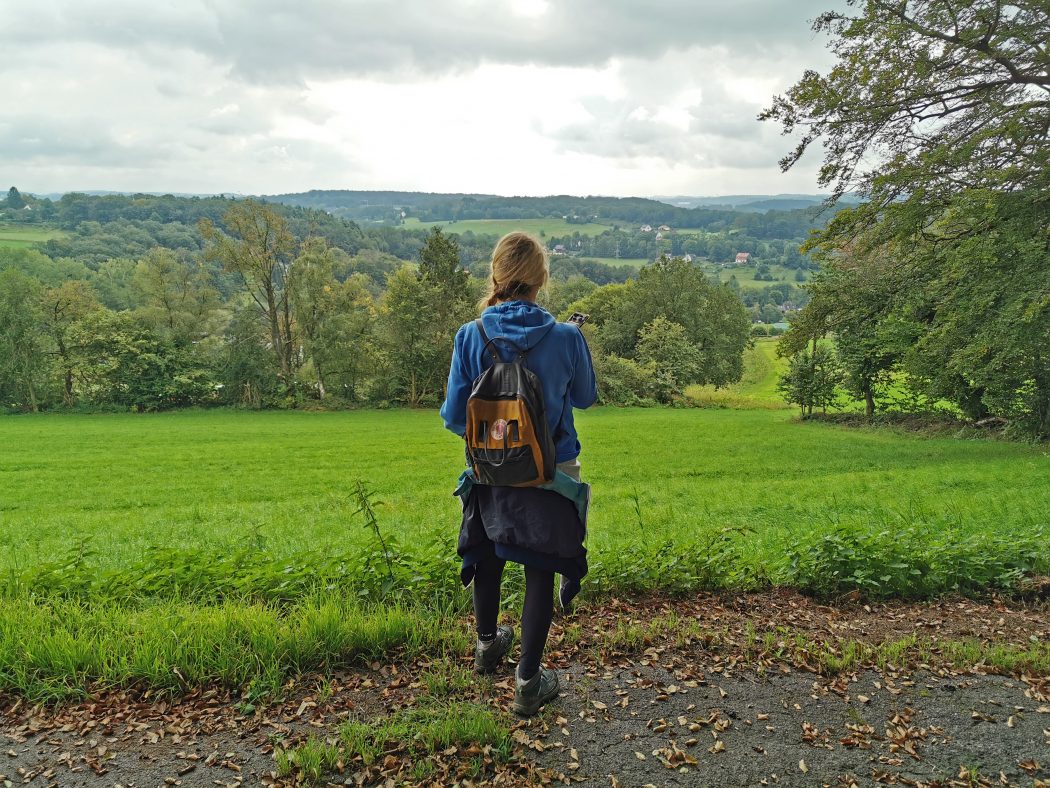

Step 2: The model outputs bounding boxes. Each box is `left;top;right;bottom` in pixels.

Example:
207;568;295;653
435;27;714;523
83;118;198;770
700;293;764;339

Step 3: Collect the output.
658;224;671;231
640;224;653;232
735;252;752;265
682;253;694;263
553;244;566;254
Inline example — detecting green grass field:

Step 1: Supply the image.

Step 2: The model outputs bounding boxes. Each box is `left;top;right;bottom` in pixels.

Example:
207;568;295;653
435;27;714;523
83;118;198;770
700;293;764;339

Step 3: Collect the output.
2;407;1046;590
684;338;789;408
577;256;649;269
402;217;614;237
0;223;66;248
1;407;1047;698
707;262;808;288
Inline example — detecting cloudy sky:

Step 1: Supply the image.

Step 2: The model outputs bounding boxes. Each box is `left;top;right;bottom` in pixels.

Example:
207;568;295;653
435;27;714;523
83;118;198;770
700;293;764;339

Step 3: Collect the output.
2;0;842;197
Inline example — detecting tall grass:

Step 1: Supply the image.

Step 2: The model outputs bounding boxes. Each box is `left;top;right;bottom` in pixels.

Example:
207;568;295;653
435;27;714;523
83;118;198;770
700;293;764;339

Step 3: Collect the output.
0;595;466;701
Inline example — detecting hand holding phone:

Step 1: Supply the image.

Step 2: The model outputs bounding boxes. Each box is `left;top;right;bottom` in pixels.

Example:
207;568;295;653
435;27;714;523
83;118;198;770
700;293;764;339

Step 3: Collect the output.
568;312;589;326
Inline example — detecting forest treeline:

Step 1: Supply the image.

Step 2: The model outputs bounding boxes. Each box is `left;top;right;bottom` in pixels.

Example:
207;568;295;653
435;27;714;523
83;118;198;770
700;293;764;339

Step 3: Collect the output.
0;197;752;412
264;190;826;237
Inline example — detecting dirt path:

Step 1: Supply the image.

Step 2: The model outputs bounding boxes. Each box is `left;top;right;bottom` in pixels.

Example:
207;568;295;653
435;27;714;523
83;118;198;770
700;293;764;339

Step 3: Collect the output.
2;590;1047;787
524;665;1048;786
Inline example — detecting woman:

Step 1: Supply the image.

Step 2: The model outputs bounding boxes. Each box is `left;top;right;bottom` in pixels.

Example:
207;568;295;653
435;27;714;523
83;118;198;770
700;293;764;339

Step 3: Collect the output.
440;231;597;716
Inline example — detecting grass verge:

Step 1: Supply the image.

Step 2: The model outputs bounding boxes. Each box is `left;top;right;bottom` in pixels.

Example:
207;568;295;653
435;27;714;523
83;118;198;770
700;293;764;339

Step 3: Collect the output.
0;596;467;702
275;701;513;785
590;610;1050;676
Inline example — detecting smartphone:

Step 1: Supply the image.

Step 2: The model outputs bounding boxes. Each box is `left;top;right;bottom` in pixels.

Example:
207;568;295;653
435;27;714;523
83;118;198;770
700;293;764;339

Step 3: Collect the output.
568;312;590;326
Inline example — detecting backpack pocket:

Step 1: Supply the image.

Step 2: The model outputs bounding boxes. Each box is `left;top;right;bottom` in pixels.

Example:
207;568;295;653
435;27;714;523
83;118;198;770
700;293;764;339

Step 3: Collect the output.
472;445;540;486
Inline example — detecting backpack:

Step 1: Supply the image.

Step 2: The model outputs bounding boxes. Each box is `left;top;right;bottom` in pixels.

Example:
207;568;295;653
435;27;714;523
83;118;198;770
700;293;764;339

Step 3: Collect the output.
464;318;557;487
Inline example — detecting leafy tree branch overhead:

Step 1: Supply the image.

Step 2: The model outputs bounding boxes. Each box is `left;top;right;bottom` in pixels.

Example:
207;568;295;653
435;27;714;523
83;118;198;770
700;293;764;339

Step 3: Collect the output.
761;0;1050;207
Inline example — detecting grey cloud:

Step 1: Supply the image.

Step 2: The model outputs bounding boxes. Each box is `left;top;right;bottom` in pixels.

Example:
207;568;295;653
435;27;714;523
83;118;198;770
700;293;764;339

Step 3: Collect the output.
547;58;788;167
0;117;170;166
1;0;843;84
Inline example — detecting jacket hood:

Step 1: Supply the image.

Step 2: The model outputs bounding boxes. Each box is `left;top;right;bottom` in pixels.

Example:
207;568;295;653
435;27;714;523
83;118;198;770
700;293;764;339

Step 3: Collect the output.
480;301;556;354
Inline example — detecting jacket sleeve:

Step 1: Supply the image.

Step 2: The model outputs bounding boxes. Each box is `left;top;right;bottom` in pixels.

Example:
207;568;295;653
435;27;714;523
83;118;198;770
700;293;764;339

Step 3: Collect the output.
440;324;472;436
569;326;598;409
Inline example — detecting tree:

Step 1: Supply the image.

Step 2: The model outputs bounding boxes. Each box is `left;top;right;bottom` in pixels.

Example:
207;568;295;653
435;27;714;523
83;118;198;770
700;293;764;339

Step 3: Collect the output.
779;245;903;419
70;311;213;410
600;257;751;388
0;269;49;410
39;280;101;406
635;317;704;403
540;275;598;320
201;201;298;393
416;228;474;393
764;0;1050;436
132;248;222;343
778;343;841;417
377;231;476;406
6;187;25;210
289;240;376;400
762;0;1050;209
379;267;446;407
92;258;138;310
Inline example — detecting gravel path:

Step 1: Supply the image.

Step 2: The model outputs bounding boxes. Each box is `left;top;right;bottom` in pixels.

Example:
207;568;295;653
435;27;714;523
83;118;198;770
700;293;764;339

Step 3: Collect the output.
523;664;1049;787
3;590;1047;786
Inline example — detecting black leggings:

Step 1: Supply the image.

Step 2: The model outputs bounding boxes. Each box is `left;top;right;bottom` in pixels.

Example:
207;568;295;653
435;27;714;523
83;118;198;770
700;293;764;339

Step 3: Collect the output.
472;557;553;681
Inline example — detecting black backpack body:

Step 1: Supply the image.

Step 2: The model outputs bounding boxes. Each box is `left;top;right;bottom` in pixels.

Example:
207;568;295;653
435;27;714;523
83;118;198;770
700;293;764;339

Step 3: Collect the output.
464;319;556;487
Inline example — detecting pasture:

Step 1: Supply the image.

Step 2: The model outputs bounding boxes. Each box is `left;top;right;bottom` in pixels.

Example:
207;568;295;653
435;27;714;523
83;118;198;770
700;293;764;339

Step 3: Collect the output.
685;338;788;408
706;261;808;287
401;217;614;237
3;407;1047;599
1;405;1048;702
0;223;66;248
577;256;650;269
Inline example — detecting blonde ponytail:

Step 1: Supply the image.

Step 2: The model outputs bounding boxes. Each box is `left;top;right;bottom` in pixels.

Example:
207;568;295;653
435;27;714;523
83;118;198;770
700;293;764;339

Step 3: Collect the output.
477;231;549;312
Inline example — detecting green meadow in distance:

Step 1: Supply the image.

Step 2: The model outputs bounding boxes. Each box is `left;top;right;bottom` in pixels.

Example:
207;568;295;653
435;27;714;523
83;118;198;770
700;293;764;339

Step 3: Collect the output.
401;217;615;237
0;224;67;248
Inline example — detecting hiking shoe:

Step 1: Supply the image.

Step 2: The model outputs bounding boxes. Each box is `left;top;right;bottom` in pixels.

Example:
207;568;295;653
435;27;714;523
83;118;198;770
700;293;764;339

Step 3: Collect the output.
513;666;561;716
474;625;514;674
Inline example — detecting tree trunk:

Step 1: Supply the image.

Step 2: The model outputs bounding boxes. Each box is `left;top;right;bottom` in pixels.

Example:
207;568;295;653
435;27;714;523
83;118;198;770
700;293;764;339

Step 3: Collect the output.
315;360;327;400
864;386;875;419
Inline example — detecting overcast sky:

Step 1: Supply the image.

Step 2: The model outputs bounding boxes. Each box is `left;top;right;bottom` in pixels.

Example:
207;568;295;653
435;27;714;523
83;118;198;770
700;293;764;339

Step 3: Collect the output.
1;0;843;198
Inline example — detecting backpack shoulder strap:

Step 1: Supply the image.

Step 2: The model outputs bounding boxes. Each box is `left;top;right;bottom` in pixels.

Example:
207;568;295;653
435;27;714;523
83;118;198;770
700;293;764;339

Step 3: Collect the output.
474;319;501;363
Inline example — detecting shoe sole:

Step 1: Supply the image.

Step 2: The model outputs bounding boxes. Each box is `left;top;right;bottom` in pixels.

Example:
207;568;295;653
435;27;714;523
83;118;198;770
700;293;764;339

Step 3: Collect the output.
512;679;560;716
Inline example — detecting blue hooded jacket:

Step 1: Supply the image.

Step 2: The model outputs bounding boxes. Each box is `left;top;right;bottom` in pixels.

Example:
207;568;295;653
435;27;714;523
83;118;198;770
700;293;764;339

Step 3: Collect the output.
440;300;598;463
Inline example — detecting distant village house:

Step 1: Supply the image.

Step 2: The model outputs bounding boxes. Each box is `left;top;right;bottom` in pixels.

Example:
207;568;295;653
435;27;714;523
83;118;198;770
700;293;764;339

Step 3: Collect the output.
735;252;751;265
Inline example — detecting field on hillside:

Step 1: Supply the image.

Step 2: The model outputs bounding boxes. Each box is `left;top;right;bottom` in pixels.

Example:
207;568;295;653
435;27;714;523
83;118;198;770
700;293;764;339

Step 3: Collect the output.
402;217;614;237
577;256;649;269
2;407;1048;699
0;223;66;248
3;407;1047;596
685;338;789;408
706;261;809;287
